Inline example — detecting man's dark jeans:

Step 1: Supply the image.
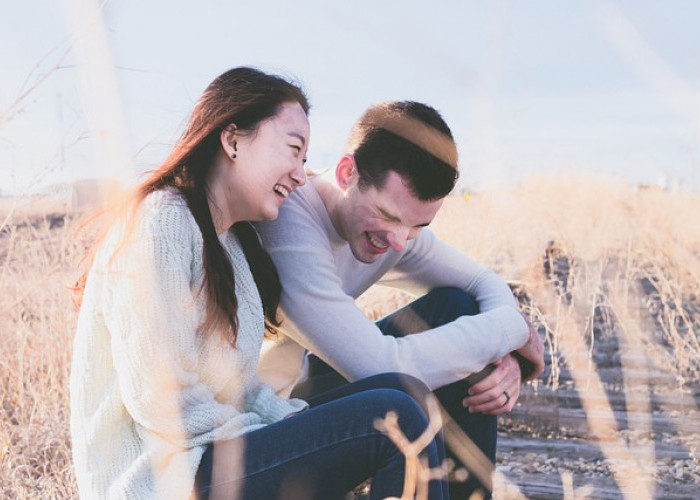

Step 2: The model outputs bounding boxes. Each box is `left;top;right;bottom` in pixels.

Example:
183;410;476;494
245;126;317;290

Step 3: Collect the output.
292;287;497;499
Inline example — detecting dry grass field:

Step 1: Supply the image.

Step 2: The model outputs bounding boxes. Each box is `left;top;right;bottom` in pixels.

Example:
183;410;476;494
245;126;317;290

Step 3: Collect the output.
2;174;699;499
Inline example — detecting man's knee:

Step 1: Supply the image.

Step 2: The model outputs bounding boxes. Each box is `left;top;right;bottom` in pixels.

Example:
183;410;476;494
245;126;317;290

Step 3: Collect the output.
425;287;479;318
358;372;432;405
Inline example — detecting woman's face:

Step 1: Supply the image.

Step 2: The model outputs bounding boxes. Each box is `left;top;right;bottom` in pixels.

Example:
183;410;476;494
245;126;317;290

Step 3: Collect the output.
229;101;310;221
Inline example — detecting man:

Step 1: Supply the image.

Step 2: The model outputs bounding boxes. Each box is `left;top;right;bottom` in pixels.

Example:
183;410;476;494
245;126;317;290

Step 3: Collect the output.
256;101;544;498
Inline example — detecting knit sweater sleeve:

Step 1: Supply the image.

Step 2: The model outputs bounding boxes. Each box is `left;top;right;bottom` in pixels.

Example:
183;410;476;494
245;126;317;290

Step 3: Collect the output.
101;200;263;448
245;380;307;422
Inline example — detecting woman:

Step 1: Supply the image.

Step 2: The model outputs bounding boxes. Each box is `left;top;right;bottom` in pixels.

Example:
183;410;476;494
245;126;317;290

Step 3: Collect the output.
70;67;447;499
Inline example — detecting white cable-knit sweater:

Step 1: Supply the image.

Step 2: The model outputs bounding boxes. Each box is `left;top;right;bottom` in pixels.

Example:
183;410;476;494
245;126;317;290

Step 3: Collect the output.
70;190;307;499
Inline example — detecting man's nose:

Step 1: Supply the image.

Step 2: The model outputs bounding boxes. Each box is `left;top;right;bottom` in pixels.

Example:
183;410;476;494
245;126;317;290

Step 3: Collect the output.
386;226;410;252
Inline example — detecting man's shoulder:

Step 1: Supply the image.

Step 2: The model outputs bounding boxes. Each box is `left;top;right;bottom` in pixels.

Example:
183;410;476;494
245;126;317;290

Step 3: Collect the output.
255;183;330;248
264;183;320;226
402;226;438;254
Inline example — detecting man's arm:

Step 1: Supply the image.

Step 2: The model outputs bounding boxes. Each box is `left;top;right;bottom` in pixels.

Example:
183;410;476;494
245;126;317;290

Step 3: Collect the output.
385;229;546;403
257;199;530;391
275;253;527;391
382;228;519;317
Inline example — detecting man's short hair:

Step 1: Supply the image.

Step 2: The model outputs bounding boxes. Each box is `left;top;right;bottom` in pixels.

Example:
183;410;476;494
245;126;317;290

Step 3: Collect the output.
345;101;459;200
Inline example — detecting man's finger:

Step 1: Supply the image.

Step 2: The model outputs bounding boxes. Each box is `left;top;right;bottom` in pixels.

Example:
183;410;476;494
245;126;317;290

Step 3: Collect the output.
463;360;521;408
467;383;520;414
467;355;516;396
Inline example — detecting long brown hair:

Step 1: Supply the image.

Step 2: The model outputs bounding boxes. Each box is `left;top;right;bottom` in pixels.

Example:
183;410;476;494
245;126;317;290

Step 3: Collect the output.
74;67;310;345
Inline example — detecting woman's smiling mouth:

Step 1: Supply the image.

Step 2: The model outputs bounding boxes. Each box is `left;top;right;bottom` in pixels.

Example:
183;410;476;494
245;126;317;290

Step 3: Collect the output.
273;184;290;199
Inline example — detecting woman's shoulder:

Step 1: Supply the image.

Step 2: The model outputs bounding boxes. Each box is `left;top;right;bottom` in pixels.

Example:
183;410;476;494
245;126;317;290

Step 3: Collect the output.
142;187;188;212
140;188;195;230
122;189;201;255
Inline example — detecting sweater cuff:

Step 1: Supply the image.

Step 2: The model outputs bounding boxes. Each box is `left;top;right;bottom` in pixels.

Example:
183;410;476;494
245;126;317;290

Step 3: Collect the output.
496;307;530;354
265;397;309;422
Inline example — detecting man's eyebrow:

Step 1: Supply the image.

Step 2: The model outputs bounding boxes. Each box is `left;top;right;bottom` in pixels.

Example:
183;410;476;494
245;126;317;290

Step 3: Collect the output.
287;132;306;145
376;206;431;228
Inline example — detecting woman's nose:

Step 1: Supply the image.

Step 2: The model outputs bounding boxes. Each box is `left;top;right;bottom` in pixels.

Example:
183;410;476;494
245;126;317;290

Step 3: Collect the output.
291;165;306;186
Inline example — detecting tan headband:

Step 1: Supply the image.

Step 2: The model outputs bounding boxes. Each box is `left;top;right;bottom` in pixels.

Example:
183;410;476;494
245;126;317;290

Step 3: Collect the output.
361;108;458;170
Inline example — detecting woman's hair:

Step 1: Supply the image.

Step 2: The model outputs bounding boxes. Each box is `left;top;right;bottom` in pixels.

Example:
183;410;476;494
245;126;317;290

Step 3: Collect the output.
74;66;310;345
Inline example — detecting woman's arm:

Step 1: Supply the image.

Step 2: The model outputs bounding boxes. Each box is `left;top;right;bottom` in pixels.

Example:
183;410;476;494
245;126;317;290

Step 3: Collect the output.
102;202;260;447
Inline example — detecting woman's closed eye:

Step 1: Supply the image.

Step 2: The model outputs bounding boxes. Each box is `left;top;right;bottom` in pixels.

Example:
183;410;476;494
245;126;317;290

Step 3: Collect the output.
290;145;307;163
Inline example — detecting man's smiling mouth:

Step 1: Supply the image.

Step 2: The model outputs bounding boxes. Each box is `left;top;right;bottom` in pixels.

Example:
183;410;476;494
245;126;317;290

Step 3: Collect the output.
366;232;389;250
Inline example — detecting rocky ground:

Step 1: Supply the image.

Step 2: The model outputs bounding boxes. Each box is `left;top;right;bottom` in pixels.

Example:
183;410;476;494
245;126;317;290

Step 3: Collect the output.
495;336;700;499
492;244;700;499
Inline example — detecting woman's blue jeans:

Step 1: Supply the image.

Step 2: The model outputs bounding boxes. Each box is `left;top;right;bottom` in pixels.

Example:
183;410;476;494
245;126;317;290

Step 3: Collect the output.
292;287;497;499
195;374;449;499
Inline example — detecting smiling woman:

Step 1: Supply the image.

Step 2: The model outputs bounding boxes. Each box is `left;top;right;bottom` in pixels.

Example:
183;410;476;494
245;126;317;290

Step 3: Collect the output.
207;101;309;230
68;66;447;500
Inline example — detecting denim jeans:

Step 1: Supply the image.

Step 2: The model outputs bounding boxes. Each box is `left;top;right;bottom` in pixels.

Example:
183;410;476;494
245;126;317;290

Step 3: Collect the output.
292;288;497;500
195;374;449;499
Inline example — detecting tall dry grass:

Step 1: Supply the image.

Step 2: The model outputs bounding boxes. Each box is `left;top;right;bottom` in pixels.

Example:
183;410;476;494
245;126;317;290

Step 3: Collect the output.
436;174;700;498
432;174;700;389
1;198;81;498
2;174;699;498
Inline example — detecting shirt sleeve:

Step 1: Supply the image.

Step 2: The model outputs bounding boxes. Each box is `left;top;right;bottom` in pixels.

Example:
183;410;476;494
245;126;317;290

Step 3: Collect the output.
259;199;529;391
101;204;268;448
384;228;528;347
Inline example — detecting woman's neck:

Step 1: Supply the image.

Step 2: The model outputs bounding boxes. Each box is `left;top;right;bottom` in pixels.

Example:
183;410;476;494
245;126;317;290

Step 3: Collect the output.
206;155;241;234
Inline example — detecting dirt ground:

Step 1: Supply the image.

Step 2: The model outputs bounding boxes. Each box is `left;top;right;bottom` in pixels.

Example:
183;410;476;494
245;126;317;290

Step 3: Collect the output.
494;332;700;499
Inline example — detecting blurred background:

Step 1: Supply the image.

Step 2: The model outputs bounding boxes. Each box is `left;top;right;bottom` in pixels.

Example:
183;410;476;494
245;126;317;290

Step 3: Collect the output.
2;0;699;196
3;3;700;497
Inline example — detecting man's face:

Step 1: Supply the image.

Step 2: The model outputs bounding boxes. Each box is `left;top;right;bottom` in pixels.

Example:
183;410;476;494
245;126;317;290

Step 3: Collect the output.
337;170;443;263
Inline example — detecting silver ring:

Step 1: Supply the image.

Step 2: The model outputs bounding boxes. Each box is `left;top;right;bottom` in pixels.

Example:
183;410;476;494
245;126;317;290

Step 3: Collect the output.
503;390;511;405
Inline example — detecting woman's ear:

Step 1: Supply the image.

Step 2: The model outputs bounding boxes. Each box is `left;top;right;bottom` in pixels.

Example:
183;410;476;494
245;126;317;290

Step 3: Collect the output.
335;154;357;190
220;124;238;158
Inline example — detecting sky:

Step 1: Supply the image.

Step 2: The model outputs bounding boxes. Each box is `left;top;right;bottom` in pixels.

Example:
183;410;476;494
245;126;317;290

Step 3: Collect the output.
2;0;700;196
